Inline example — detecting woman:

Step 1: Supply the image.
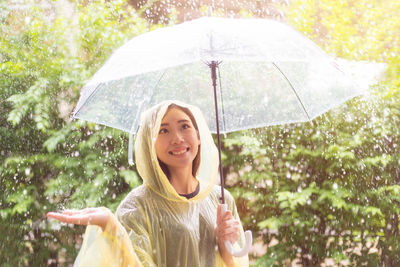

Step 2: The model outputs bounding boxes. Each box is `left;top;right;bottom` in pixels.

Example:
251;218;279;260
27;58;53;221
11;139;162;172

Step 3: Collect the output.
48;100;249;267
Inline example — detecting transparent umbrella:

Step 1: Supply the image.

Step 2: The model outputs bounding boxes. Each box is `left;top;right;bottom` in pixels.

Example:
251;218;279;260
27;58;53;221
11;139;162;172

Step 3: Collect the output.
72;16;383;257
74;17;370;134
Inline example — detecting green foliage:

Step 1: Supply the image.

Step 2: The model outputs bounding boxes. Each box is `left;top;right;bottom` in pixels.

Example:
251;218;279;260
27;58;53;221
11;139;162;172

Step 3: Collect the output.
0;0;160;265
228;88;400;265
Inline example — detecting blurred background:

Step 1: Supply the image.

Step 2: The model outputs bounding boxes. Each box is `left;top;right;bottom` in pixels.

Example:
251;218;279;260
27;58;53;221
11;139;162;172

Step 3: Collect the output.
1;0;399;265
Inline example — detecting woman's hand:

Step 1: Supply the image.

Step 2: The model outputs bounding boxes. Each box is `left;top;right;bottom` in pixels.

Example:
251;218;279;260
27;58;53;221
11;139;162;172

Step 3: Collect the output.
216;204;240;245
216;204;240;266
47;207;111;231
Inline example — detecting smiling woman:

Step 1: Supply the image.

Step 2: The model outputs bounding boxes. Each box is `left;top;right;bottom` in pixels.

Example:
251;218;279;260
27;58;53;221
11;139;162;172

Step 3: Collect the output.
155;105;201;189
47;100;249;267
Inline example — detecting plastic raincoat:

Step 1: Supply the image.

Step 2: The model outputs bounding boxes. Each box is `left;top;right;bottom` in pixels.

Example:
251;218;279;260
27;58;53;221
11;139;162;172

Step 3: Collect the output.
74;100;249;267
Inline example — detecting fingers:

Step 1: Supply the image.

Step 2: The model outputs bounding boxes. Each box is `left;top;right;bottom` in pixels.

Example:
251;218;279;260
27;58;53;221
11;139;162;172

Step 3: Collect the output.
217;204;234;223
47;208;109;230
47;207;99;218
46;212;72;223
46;212;62;220
216;207;241;244
47;213;74;224
59;210;79;215
222;210;233;222
217;224;240;244
217;219;240;235
61;208;97;215
221;219;239;228
46;211;91;225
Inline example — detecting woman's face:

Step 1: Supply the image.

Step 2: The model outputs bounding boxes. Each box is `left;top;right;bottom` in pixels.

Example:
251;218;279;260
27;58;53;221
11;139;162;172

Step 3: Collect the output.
155;108;200;171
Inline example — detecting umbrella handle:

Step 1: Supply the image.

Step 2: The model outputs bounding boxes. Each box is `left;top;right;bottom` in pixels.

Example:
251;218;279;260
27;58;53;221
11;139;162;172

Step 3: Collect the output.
221;204;252;257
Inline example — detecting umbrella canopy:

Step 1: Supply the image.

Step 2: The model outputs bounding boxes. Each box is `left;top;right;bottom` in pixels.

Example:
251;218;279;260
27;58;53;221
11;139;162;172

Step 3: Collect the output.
73;17;377;135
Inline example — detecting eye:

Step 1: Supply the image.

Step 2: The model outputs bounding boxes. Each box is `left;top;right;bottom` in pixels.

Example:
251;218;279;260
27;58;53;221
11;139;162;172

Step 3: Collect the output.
181;124;190;130
159;128;168;134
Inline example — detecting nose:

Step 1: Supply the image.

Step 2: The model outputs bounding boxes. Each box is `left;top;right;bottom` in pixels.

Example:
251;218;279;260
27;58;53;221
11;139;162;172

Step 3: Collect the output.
170;130;184;144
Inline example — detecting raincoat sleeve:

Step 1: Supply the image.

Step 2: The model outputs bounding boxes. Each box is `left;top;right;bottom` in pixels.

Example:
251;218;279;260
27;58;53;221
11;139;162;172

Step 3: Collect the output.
217;189;249;267
73;208;141;267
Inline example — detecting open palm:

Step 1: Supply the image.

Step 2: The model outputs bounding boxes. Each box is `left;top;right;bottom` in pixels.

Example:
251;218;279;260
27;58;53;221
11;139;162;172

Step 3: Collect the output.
47;207;110;231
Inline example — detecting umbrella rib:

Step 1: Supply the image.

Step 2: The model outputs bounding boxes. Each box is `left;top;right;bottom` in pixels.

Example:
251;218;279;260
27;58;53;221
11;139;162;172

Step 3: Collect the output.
72;83;101;118
128;70;167;165
148;69;167;106
272;62;311;120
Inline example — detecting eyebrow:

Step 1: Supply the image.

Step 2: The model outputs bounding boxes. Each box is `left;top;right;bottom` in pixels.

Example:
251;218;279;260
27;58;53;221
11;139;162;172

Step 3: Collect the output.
160;119;190;127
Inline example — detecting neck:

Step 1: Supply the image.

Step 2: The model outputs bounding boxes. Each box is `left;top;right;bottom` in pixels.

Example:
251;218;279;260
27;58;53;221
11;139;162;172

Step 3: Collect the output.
168;166;198;194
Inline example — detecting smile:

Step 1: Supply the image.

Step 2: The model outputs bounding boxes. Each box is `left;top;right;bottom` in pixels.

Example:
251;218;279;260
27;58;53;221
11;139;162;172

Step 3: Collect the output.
169;147;190;155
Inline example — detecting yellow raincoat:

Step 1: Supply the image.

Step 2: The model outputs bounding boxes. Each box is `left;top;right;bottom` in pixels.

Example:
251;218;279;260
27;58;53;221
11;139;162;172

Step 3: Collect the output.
74;101;249;267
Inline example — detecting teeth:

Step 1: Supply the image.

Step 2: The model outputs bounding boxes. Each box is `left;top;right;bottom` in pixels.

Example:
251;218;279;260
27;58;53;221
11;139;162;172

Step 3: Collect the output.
171;148;188;155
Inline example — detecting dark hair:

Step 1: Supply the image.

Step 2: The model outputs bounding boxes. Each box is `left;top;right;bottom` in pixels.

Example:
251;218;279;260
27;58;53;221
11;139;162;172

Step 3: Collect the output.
158;104;201;179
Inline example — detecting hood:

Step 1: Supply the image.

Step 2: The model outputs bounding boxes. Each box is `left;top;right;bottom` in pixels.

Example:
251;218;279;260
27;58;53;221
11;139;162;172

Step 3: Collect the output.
134;100;219;202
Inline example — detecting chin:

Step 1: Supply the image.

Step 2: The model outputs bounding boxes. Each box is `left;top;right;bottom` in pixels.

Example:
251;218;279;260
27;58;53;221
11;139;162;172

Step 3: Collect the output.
162;156;196;170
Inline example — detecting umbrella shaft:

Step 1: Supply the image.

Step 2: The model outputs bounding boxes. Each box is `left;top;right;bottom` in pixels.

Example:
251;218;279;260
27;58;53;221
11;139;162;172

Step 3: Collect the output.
209;61;225;204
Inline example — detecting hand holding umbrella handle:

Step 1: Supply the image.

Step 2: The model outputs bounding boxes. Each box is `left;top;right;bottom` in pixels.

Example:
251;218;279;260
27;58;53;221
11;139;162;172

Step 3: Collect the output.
221;204;253;257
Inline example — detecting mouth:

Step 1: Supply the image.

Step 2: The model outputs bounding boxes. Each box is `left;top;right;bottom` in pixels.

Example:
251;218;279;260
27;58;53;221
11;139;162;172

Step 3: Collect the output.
168;147;190;155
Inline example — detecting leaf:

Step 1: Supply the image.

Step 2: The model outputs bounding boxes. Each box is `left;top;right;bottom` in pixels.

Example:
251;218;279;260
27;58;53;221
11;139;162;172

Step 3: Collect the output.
119;170;142;188
43;126;72;152
258;217;283;230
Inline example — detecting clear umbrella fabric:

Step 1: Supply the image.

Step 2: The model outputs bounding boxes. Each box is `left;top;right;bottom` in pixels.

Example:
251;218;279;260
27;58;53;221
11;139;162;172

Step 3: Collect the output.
73;17;371;135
